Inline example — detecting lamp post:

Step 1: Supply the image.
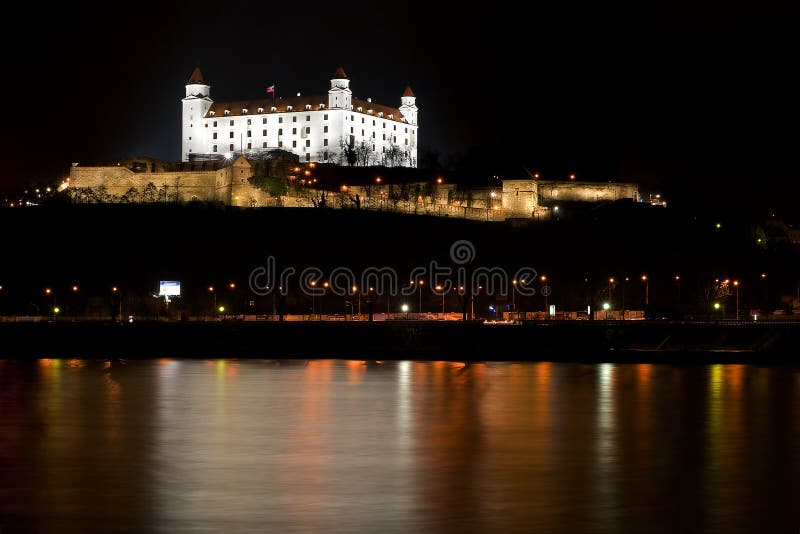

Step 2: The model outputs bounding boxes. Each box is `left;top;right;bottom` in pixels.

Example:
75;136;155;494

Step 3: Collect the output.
208;286;216;320
511;279;517;314
111;286;121;322
608;277;616;314
540;275;549;315
435;285;445;315
418;279;424;314
733;280;740;320
310;280;317;318
641;275;649;310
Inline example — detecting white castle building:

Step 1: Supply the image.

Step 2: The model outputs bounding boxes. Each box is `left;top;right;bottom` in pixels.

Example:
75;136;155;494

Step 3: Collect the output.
181;66;418;166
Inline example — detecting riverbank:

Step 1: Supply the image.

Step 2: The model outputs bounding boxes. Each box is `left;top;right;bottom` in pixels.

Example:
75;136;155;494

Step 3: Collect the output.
1;321;799;363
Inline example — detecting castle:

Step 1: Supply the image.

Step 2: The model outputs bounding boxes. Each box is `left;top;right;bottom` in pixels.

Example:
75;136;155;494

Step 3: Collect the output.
182;66;418;167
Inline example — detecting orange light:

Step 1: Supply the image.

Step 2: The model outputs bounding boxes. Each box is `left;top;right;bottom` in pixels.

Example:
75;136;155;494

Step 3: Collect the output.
44;288;52;295
436;177;443;184
112;286;118;293
641;275;647;281
229;282;236;289
609;277;615;284
540;275;547;282
569;173;576;180
72;285;79;292
208;286;214;292
375;177;382;183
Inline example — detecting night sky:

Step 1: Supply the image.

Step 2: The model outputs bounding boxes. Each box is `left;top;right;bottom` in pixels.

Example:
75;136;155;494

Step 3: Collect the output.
2;1;797;215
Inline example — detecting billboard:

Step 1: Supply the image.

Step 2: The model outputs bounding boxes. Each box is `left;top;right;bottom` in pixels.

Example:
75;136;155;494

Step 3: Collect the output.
159;281;181;297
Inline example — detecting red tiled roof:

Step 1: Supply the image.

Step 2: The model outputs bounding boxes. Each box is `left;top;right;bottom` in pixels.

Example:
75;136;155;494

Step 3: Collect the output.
205;96;409;123
402;85;415;98
331;65;348;79
188;67;205;84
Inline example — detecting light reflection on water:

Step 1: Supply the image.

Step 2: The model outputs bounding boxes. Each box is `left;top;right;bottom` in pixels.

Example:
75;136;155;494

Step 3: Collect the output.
1;359;799;533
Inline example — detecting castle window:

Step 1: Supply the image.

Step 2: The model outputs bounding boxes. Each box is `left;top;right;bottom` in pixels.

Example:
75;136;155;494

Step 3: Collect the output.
258;107;264;113
324;125;328;133
213;133;217;139
213;145;217;152
262;118;267;124
278;117;283;123
404;139;408;145
247;119;251;125
361;129;364;136
372;132;375;138
382;123;386;128
361;117;364;123
350;127;353;134
305;105;311;110
210;111;216;116
229;144;234;150
368;110;373;115
324;151;328;160
230;120;234;126
262;129;266;136
405;128;408;133
287;106;293;111
247;142;252;149
389;114;394;120
278;141;283;147
324;114;328;120
271;106;277;112
305;127;310;134
324;139;328;146
357;107;362;112
393;125;397;130
189;136;192;140
278;128;283;135
351;115;354;121
262;142;267;148
373;120;375;126
213;121;217;127
229;132;234;138
320;104;325;109
292;116;297;122
224;110;230;115
306;153;310;161
247;130;252;137
292;140;297;148
378;112;383;118
306;115;310;121
305;140;310;147
242;109;248;115
382;133;386;140
292;128;297;135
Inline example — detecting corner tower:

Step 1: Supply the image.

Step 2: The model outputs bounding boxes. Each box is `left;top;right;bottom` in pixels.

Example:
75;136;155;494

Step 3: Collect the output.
327;65;352;110
181;67;212;161
399;84;418;126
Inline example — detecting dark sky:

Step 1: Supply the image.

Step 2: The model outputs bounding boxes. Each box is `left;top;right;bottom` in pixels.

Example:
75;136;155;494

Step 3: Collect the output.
1;1;797;214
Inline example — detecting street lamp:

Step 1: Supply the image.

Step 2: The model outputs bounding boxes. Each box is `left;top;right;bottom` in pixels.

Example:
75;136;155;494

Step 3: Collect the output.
435;285;445;314
310;280;317;317
608;277;615;311
733;280;740;320
418;279;424;314
401;303;409;319
641;275;649;309
540;275;550;315
208;286;216;319
511;279;517;313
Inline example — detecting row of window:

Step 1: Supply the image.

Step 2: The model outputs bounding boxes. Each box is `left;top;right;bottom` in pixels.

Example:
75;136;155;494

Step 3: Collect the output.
210;115;329;128
212;138;330;152
213;104;324;116
212;126;327;139
205;115;410;130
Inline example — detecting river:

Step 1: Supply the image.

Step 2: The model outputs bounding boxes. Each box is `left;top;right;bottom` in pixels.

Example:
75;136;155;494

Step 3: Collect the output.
1;359;798;532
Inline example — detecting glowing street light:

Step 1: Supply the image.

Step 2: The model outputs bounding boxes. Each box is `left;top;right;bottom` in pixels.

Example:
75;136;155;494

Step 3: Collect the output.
602;302;610;310
218;306;225;313
44;288;52;296
641;275;649;309
72;285;79;293
229;282;236;289
733;280;740;320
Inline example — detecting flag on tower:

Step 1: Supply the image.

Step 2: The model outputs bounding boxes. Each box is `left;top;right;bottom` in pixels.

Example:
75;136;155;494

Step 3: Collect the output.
266;85;275;93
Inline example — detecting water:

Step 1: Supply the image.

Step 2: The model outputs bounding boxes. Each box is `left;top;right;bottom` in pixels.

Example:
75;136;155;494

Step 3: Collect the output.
1;359;799;533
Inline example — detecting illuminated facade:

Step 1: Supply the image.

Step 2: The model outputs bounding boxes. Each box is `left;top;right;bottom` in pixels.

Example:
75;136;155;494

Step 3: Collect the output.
181;66;419;167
